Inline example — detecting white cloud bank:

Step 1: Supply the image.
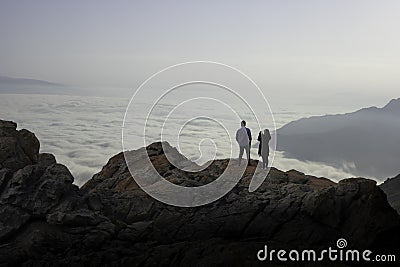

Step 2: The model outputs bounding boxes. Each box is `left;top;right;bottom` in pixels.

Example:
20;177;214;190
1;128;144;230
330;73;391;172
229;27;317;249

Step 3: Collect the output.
0;93;374;186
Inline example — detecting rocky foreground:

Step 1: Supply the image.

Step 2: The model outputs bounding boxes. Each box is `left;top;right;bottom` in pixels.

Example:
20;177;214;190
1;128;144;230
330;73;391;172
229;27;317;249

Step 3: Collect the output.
0;120;399;266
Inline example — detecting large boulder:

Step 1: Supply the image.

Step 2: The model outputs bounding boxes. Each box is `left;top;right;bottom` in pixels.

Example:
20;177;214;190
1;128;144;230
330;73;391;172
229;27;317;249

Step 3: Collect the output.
0;120;39;172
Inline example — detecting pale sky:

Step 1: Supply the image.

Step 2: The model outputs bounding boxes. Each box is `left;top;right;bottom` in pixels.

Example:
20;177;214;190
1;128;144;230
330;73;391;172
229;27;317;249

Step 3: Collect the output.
1;0;399;103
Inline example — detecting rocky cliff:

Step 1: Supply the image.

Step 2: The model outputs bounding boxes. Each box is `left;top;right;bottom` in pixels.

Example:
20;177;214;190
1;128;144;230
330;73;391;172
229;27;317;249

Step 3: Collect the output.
381;174;400;214
0;120;399;266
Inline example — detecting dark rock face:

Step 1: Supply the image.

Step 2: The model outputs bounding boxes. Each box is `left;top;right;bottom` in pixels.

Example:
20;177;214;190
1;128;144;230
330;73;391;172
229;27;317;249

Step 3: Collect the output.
380;174;400;214
0;120;39;172
0;120;399;266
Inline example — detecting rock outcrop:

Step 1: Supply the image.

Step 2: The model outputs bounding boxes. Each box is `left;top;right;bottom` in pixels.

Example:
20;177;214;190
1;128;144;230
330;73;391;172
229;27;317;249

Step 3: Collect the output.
0;120;39;172
0;120;399;266
380;174;400;214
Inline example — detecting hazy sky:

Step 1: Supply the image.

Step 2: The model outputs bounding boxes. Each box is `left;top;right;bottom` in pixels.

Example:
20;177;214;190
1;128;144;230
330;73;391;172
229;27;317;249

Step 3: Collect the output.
1;0;399;103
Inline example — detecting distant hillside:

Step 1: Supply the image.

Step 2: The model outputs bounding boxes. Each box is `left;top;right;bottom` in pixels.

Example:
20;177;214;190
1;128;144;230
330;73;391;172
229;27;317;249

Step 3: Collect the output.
277;98;400;180
380;174;400;214
0;75;71;95
0;75;62;86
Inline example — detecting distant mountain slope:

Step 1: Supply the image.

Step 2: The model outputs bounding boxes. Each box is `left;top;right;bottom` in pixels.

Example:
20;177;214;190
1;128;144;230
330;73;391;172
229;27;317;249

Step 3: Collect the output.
0;75;63;86
277;98;400;180
0;75;71;95
380;174;400;214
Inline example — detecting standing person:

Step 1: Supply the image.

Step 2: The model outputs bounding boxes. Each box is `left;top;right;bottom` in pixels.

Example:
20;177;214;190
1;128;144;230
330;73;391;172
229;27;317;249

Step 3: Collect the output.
257;129;271;169
236;120;252;166
246;121;252;155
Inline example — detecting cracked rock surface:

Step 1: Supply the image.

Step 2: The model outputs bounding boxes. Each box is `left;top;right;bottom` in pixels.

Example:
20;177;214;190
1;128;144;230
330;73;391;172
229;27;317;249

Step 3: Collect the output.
0;120;399;266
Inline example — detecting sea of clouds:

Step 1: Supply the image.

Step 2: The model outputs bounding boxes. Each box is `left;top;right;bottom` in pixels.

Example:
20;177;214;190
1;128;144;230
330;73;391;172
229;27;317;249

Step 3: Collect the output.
0;93;362;186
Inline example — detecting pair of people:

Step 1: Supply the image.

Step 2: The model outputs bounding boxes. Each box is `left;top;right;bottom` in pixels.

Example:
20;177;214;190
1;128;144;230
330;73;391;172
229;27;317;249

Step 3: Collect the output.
235;120;271;169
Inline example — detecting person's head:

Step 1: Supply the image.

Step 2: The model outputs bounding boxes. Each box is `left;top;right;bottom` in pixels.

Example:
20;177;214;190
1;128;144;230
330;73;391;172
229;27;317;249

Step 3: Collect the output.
264;129;270;134
241;120;246;127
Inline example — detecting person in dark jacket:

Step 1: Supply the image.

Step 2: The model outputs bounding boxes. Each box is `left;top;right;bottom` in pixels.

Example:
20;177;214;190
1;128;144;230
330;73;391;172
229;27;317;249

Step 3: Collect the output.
236;120;252;165
257;129;271;169
245;121;252;155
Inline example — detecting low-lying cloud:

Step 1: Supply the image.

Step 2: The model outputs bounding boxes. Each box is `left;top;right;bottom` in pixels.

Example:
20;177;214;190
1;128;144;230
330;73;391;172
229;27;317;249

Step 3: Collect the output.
0;93;369;186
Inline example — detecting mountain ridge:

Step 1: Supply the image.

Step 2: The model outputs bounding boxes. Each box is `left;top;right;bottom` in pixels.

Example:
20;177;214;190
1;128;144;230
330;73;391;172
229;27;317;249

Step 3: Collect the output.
277;98;400;180
0;75;63;87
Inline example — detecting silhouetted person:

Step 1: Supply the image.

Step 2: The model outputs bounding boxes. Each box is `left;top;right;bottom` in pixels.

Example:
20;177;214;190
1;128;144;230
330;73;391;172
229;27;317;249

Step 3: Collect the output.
236;120;252;166
257;129;271;169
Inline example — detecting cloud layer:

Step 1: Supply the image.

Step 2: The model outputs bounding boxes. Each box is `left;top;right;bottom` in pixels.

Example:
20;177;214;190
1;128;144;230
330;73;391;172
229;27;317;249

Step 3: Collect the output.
0;93;362;186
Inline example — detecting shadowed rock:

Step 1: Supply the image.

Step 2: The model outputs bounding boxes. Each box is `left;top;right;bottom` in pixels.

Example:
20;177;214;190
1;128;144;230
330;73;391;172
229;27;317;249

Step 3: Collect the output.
380;173;400;214
0;120;39;171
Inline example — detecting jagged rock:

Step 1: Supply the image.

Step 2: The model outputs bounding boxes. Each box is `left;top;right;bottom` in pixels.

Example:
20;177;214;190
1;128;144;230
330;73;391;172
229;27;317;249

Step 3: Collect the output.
38;153;56;166
0;161;81;243
0;120;39;172
380;173;400;214
0;120;399;266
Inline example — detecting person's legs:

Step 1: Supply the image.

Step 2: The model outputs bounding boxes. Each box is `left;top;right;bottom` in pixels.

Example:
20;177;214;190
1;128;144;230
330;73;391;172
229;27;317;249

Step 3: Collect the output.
248;142;251;162
245;145;250;165
262;155;268;169
238;146;244;165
